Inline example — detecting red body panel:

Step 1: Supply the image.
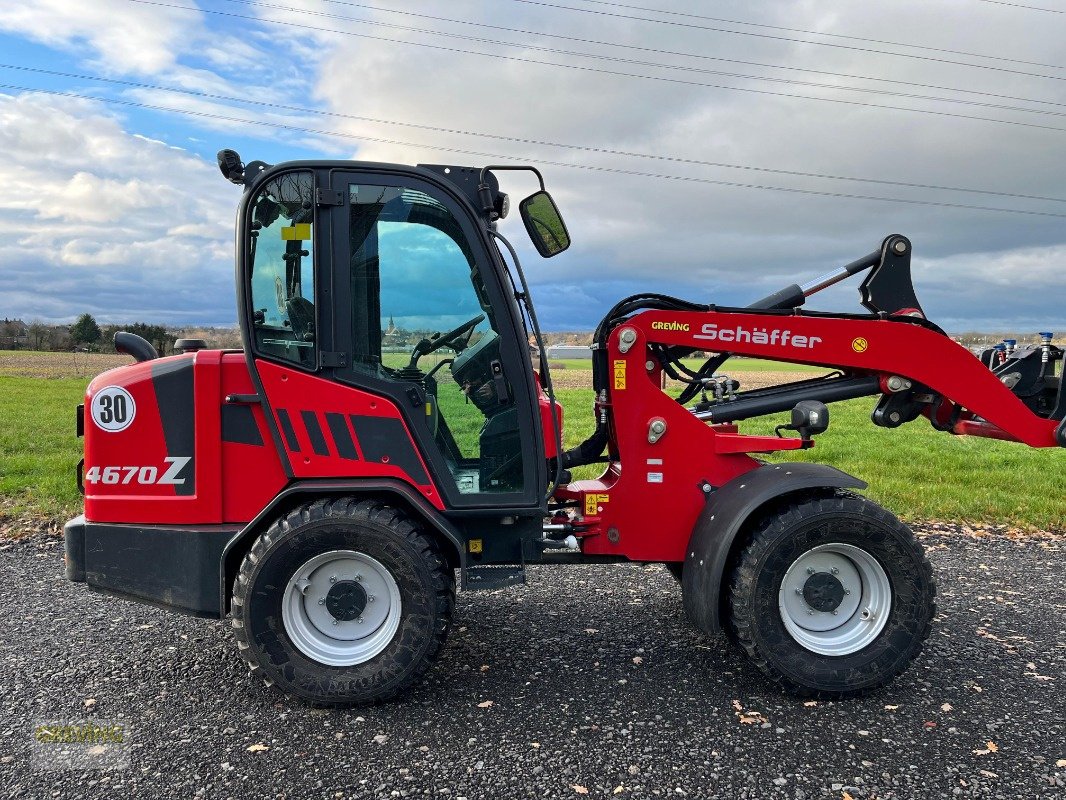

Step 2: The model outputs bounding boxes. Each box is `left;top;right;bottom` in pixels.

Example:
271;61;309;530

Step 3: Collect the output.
84;351;288;525
555;333;765;562
534;371;563;460
220;354;288;521
83;352;446;526
256;360;444;511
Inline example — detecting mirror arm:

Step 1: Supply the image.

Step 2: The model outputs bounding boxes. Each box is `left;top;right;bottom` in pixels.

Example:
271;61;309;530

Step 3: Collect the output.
477;165;546;217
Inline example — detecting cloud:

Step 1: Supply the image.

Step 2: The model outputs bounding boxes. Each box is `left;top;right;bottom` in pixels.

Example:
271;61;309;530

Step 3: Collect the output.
0;92;237;325
0;0;1064;334
0;0;202;74
304;0;1066;330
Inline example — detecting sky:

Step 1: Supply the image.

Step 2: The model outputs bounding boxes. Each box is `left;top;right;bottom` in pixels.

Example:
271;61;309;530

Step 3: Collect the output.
0;0;1065;333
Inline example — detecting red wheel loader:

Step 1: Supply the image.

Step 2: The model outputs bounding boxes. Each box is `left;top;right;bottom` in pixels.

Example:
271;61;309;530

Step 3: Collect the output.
63;151;1065;703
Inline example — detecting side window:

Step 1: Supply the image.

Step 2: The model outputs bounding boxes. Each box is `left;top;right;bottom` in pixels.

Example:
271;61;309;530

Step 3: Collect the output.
347;184;525;495
248;171;316;367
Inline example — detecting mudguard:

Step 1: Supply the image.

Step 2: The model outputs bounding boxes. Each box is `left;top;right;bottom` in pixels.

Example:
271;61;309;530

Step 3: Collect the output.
219;479;467;617
681;462;867;634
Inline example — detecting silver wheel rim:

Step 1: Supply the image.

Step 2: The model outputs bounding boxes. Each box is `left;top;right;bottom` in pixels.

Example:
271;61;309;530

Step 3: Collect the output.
777;542;892;656
282;550;402;667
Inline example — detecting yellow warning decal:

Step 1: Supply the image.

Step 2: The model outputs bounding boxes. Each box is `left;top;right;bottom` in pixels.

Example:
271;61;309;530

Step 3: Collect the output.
281;223;312;241
469;539;483;554
613;359;626;390
851;337;869;353
584;493;609;516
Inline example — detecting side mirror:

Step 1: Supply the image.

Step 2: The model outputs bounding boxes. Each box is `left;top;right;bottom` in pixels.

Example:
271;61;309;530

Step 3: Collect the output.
519;191;571;258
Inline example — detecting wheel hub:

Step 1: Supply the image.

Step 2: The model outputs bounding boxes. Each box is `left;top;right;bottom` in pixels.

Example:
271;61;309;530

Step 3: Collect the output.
802;572;845;612
325;580;367;621
281;550;402;667
777;542;892;656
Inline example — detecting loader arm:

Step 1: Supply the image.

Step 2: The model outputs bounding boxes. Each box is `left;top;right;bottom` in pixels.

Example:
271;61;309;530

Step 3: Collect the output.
634;308;1061;448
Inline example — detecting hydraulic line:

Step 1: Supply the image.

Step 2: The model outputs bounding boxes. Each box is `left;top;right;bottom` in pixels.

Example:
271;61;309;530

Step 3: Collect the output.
491;230;564;500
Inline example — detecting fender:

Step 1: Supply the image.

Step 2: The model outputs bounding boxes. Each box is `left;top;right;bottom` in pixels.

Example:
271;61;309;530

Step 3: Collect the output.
219;478;467;617
681;462;867;634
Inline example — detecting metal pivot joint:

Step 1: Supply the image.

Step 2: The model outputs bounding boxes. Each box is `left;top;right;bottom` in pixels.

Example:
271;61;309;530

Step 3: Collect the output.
647;418;667;444
618;327;638;354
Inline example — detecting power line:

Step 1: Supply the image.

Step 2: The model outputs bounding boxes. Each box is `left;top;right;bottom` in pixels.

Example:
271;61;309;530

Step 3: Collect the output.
5;83;1066;219
567;0;1066;64
510;0;1066;80
128;0;1066;134
7;61;1064;204
226;0;1066;120
975;0;1063;13
315;0;1066;111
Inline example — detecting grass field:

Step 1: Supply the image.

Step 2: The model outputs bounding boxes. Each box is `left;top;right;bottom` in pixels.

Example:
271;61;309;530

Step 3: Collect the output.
0;376;85;523
1;350;1063;532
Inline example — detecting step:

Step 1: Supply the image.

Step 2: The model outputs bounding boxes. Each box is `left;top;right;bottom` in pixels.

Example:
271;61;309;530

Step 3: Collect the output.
463;565;526;591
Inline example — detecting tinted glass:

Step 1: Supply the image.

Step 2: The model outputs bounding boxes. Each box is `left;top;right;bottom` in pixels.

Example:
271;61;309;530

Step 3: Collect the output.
248;171;316;367
347;184;525;494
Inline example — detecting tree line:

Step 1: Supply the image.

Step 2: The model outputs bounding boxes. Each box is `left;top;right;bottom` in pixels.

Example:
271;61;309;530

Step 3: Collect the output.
1;314;242;354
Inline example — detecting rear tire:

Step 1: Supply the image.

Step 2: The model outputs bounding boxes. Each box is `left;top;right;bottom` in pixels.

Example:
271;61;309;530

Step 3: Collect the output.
231;497;454;705
728;493;934;698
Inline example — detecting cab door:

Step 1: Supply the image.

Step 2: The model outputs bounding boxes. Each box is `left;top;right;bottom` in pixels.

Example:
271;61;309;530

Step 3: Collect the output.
326;169;545;511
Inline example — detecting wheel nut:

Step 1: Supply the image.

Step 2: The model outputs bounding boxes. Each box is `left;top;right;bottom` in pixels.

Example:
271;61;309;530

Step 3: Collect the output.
832;610;838;616
368;595;375;603
329;575;337;583
807;609;814;616
795;588;802;595
806;567;815;575
830;567;839;575
355;574;362;581
844;589;851;595
332;619;338;626
318;598;325;605
357;617;364;624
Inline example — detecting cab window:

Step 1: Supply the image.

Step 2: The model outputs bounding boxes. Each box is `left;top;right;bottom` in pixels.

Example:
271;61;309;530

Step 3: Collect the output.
347;183;525;495
248;171;316;367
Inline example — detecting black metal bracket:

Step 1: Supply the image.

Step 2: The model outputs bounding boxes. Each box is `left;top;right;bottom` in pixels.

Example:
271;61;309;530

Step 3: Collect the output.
315;188;344;207
224;394;261;405
318;351;347;368
859;234;926;318
490;359;511;404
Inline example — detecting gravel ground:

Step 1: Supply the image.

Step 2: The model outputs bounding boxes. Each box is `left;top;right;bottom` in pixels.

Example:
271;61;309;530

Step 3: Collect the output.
1;527;1063;799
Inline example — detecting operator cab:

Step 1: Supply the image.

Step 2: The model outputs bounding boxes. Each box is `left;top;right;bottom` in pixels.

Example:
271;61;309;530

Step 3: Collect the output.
225;151;569;511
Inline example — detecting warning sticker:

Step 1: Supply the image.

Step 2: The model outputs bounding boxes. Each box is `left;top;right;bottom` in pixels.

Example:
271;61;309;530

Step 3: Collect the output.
281;223;312;241
613;359;626;390
584;493;609;516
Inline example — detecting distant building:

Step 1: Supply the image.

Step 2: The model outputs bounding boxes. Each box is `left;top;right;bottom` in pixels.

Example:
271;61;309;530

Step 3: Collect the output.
546;344;593;360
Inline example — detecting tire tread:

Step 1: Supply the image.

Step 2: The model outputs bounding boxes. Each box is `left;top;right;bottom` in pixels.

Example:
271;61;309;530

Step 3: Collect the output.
231;497;455;705
728;493;935;698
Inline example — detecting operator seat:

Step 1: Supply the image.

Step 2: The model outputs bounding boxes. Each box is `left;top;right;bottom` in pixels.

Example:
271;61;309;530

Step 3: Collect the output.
286;297;315;342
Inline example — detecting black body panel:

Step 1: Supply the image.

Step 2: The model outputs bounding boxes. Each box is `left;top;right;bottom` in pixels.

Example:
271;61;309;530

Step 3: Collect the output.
65;514;238;618
151;358;195;495
221;404;264;446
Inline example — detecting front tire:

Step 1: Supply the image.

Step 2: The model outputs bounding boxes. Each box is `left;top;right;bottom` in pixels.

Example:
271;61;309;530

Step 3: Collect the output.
728;493;935;698
232;498;454;705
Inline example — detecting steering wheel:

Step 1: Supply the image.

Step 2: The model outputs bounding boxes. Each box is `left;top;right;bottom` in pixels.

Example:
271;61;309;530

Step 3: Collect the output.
412;314;486;361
